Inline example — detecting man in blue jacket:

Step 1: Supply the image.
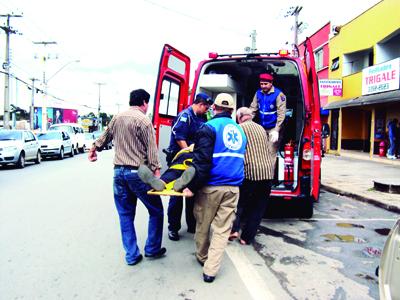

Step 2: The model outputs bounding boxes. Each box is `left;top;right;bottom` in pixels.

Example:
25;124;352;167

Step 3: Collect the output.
183;93;247;283
166;93;213;241
249;73;286;155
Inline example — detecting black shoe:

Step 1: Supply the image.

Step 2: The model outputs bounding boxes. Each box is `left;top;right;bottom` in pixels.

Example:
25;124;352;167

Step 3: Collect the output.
168;230;180;241
138;165;165;191
127;254;143;266
145;247;167;259
203;273;215;283
173;166;196;191
187;228;195;234
196;257;204;266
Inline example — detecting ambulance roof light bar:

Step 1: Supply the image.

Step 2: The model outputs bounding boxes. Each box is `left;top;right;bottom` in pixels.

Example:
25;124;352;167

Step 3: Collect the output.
208;52;281;59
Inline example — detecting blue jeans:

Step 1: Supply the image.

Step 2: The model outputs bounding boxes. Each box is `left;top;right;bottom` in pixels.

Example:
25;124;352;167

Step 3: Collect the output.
113;166;164;264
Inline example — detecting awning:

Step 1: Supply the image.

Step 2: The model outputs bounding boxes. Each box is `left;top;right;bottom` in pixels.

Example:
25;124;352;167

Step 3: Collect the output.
323;89;400;110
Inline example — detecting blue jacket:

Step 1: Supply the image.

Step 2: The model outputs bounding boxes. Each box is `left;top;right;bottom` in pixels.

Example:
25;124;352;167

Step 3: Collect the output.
168;106;206;154
187;112;247;192
256;87;282;129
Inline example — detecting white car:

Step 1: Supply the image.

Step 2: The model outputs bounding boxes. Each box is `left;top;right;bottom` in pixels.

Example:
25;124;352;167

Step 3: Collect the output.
49;123;86;154
84;132;95;151
0;129;41;168
379;218;400;300
37;131;74;159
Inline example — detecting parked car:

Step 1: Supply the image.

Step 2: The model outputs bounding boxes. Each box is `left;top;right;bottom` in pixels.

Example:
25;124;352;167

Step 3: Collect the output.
49;123;86;154
379;218;400;300
0;129;41;168
37;130;74;159
93;131;112;150
84;132;95;151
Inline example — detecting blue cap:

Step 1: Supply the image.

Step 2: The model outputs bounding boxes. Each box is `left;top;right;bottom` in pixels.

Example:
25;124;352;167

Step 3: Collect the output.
195;93;213;105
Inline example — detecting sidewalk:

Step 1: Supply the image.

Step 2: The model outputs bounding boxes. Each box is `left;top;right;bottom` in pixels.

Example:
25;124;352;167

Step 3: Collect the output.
321;150;400;213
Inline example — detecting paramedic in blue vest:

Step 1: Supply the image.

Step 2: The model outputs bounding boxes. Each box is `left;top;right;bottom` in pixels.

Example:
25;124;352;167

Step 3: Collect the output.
166;92;213;241
182;93;247;283
250;73;287;154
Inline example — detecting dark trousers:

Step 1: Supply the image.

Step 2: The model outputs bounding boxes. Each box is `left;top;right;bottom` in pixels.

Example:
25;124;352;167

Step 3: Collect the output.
168;196;196;232
232;179;272;243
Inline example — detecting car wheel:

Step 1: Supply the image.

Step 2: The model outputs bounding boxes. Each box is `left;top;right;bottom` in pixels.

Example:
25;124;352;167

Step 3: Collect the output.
79;146;85;153
70;146;75;157
35;151;41;164
59;147;64;160
17;152;25;169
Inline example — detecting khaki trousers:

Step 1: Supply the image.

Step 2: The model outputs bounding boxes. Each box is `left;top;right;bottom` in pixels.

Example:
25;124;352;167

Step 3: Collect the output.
193;185;239;276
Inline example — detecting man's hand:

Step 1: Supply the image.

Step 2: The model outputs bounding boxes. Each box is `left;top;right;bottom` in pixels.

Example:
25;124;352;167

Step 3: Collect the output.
269;130;279;143
153;169;161;178
182;188;194;198
88;147;97;162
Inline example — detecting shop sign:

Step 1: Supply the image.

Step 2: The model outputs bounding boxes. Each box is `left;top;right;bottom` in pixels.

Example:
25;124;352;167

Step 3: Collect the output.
319;79;343;96
362;58;400;95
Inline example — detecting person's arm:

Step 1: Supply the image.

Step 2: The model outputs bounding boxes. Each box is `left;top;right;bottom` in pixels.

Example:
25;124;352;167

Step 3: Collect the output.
141;119;162;174
186;124;215;193
172;112;190;149
176;140;189;149
274;92;287;132
249;93;259;117
88;117;115;162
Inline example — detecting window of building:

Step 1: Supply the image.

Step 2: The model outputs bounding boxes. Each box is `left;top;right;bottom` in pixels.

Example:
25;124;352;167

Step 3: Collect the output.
315;49;324;70
331;57;339;71
343;49;373;76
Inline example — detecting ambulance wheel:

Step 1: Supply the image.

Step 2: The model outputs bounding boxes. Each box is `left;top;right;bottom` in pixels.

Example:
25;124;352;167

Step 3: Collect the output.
300;196;314;219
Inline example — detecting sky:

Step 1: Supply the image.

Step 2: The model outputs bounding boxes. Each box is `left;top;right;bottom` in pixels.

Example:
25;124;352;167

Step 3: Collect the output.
0;0;380;116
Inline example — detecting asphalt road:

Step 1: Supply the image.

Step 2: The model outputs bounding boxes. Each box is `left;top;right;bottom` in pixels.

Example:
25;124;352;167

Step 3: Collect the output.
0;150;398;299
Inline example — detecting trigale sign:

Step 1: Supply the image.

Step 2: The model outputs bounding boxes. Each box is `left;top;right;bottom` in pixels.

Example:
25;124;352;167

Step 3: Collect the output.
318;79;342;96
362;58;400;95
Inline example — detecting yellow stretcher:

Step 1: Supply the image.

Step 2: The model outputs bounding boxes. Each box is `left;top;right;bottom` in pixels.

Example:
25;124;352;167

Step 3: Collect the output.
147;180;184;196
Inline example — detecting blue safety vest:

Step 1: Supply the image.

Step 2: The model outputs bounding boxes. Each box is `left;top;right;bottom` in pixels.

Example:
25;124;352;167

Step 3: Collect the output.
206;117;247;186
257;87;282;129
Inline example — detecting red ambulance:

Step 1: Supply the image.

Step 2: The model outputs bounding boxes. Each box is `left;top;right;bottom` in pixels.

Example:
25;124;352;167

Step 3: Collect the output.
152;39;329;218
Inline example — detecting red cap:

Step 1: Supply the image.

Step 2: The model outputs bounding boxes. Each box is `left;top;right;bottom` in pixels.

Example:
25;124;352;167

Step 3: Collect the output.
259;73;273;81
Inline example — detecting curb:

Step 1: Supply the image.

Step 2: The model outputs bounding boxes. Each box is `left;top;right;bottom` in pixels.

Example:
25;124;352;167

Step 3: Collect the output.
321;184;400;214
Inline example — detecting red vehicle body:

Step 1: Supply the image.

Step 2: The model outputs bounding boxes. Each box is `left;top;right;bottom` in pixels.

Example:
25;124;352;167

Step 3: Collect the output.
152;39;323;217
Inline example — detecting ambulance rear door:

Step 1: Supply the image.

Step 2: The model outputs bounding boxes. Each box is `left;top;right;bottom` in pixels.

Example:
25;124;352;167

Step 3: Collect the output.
152;44;191;171
303;38;322;201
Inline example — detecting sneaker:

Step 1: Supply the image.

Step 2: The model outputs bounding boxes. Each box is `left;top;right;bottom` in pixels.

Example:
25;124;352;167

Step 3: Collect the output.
168;230;180;241
173;166;196;191
138;165;165;191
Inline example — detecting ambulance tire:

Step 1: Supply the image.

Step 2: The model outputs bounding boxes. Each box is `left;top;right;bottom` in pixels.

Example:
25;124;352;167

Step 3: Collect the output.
300;196;314;219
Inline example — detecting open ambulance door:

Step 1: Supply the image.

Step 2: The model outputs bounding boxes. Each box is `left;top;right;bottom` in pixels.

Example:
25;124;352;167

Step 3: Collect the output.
303;38;322;202
152;44;191;172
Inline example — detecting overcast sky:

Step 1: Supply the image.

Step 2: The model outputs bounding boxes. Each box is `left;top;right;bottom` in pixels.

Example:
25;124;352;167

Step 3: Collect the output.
0;0;380;115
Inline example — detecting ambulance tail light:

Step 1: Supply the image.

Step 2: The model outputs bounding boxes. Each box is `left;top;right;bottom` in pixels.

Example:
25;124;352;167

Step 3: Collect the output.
302;143;312;169
209;52;218;59
279;49;290;57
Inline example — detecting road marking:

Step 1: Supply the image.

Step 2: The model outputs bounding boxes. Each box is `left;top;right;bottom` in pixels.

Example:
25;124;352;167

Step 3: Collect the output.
305;218;398;221
226;243;277;300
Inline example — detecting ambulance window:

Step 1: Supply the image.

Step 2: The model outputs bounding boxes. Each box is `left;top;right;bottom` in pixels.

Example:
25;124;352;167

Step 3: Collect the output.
168;55;186;76
159;78;180;117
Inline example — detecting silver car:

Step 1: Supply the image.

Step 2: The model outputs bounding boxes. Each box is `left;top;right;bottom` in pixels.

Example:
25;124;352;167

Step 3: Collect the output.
37;131;74;160
0;129;41;168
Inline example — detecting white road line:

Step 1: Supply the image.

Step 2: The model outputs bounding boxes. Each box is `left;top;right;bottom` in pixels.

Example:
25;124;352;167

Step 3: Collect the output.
226;243;277;300
304;218;398;221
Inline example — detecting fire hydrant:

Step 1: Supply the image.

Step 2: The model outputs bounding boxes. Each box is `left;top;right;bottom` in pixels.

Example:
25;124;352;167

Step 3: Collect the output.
379;140;386;157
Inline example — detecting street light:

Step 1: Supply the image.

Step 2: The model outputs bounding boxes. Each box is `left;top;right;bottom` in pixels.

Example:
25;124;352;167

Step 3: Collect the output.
95;82;106;131
40;59;80;131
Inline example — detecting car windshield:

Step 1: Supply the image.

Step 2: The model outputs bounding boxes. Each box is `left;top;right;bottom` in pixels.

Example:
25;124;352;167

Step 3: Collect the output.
50;125;73;134
37;132;61;140
0;131;22;141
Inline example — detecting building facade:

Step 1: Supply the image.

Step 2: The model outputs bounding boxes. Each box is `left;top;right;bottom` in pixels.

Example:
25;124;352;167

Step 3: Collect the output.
324;0;400;157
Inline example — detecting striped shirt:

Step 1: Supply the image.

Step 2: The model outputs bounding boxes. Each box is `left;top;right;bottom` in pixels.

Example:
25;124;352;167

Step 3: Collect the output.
240;120;275;180
94;107;161;171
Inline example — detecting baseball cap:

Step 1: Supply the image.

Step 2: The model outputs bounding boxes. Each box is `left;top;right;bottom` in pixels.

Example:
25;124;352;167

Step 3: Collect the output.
259;73;274;81
195;92;213;105
214;93;234;109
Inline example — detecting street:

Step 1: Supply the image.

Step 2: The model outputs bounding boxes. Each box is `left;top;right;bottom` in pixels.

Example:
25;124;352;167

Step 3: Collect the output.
0;151;398;300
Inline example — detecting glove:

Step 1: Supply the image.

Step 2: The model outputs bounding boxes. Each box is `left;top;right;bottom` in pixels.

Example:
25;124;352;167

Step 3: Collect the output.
269;130;279;143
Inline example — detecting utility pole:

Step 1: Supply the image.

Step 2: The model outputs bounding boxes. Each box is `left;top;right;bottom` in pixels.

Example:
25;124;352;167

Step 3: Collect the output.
95;82;105;131
33;41;57;131
284;6;303;56
116;103;122;114
250;30;257;53
0;13;22;129
30;78;38;130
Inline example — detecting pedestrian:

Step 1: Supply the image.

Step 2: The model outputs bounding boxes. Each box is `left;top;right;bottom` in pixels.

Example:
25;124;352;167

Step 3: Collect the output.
88;89;166;266
387;118;398;160
183;93;247;283
165;93;213;241
249;73;287;155
229;107;275;245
